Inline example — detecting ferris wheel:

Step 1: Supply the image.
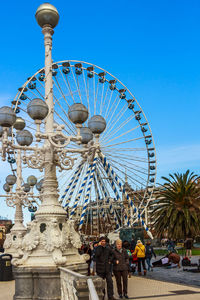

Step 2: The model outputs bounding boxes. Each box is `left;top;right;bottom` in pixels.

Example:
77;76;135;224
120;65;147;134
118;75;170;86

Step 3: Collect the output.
11;60;156;238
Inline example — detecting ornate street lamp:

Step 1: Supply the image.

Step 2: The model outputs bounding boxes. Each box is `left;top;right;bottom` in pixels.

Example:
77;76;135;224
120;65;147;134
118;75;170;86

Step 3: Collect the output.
0;3;107;299
0;3;101;270
1;149;40;258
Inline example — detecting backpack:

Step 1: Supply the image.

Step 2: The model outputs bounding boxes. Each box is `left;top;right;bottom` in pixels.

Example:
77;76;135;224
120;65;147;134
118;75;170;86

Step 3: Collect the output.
182;257;191;266
127;249;132;257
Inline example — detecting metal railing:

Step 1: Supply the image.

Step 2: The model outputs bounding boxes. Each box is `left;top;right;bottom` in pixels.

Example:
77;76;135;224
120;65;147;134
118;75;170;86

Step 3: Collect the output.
87;278;99;300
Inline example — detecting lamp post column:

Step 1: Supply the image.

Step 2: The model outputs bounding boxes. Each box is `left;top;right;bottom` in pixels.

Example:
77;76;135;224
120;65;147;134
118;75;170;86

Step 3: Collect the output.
12;149;26;232
35;25;66;216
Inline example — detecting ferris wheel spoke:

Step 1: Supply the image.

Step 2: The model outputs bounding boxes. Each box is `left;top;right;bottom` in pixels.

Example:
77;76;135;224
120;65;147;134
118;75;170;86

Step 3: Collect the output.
82;70;90;115
53;109;76;136
53;93;77;134
104;93;119;122
102;124;141;145
53;76;71;108
94;80;99;115
104;103;127;138
35;88;45;100
75;74;83;104
105;157;148;185
70;65;82;103
103;90;114;119
105;109;143;143
59;68;75;103
102;112;135;143
105;98;122;130
102;135;146;148
103;151;148;163
100;84;109;116
27;81;45;100
107;155;148;176
103;147;147;152
99;81;105;116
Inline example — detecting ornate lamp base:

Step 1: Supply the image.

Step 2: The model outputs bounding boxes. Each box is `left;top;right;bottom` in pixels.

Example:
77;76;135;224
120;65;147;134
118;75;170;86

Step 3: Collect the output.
10;217;88;267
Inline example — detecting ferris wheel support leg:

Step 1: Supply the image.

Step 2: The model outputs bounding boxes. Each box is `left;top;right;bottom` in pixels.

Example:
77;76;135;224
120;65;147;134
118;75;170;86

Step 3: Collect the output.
99;152;153;239
96;167;120;230
97;157;130;227
69;160;94;219
78;155;98;231
59;161;84;205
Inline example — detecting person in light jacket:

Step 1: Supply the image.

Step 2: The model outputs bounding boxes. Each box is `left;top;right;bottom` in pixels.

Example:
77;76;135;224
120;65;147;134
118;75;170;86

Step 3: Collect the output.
113;239;129;299
133;240;147;276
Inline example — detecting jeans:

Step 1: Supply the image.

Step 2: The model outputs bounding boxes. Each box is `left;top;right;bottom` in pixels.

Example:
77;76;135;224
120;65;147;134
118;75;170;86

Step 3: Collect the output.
146;257;152;270
137;257;146;273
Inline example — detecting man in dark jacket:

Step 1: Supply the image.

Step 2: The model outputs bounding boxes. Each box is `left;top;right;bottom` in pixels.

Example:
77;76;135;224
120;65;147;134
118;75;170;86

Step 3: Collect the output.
95;236;116;300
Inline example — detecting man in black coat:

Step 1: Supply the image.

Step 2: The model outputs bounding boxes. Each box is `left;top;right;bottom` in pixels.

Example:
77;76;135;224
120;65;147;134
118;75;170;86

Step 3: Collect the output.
95;236;116;300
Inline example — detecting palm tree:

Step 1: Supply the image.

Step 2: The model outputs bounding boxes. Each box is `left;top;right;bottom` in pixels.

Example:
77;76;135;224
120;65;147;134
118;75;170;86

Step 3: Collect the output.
151;170;200;239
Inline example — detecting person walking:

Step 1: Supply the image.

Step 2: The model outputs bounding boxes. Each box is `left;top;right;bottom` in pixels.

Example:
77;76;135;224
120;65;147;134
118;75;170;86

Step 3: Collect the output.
95;236;116;300
145;241;156;271
90;241;98;275
122;240;132;277
185;237;193;258
133;240;147;276
113;239;129;299
167;239;175;253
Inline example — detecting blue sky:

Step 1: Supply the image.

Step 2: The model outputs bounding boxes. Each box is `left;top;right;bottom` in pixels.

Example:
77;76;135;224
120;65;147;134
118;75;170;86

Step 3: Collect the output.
0;0;200;221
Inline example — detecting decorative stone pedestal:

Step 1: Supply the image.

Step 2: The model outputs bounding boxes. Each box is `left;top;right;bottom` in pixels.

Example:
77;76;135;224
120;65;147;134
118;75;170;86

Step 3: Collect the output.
13;263;88;300
13;266;61;300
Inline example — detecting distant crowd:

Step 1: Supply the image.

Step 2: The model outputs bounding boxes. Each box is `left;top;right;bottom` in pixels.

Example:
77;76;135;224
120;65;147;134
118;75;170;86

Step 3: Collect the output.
78;237;182;300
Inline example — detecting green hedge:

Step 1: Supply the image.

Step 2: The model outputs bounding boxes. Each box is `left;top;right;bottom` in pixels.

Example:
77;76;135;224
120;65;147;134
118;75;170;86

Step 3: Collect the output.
154;248;200;256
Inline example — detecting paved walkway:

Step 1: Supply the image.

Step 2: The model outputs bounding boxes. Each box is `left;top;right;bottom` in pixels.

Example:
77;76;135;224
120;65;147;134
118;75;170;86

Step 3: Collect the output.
1;277;200;300
123;276;200;300
145;255;200;288
0;280;15;300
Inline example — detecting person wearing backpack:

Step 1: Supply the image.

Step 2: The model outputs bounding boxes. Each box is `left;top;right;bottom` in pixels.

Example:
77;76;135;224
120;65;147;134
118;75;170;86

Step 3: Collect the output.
133;240;147;275
145;241;156;271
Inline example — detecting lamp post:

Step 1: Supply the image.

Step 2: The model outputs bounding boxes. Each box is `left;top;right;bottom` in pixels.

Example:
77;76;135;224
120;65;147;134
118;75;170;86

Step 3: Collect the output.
0;3;107;298
1;148;40;258
0;3;95;268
